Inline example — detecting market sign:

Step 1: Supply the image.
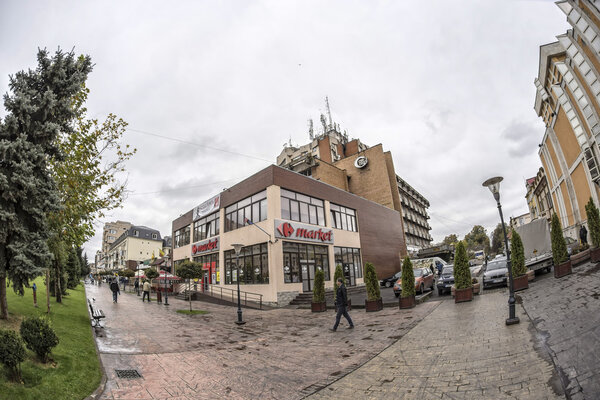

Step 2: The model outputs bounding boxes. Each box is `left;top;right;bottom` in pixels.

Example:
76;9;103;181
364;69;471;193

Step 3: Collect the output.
191;237;219;255
274;220;334;244
193;194;221;221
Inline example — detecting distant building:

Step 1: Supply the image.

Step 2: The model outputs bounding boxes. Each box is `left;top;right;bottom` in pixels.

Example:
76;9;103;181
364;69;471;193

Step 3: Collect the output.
96;220;132;270
525;167;554;222
106;225;163;271
534;1;600;236
510;213;532;231
276;117;432;252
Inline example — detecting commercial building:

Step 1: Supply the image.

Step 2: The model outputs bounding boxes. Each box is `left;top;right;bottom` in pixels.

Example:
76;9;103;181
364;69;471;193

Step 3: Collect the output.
525;167;554;222
106;225;163;270
533;0;600;236
171;165;406;306
276;124;432;253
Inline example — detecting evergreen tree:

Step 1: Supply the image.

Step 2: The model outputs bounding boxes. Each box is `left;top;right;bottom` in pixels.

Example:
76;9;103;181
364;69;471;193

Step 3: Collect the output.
453;241;472;289
585;198;600;248
0;49;91;319
400;257;415;298
65;248;81;289
510;229;526;277
82;253;90;277
490;223;508;255
364;262;381;301
333;264;345;286
550;212;569;265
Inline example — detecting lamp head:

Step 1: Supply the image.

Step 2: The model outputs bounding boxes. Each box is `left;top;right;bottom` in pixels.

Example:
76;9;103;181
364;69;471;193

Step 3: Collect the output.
482;176;503;200
232;243;244;255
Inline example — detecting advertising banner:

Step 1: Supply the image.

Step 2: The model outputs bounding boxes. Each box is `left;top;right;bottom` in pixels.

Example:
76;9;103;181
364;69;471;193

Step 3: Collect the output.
193;194;221;221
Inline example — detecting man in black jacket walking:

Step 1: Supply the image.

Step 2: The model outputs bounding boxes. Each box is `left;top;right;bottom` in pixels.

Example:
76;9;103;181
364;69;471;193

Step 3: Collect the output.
331;277;354;331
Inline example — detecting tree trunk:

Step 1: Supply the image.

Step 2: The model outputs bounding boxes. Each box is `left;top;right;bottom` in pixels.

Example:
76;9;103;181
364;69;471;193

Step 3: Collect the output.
0;276;8;319
46;269;50;314
55;261;62;303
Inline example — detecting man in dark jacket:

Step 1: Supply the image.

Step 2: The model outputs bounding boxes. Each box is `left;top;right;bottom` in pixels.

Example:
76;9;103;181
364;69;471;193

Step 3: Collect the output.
580;224;588;245
109;278;120;303
331;278;354;331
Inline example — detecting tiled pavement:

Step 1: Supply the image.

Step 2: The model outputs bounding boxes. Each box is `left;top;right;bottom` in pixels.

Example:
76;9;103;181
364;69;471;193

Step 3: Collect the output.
85;284;439;400
307;290;563;400
519;261;600;400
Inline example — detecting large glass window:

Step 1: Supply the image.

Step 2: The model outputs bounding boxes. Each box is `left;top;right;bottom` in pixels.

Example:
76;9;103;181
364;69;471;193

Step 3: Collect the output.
193;212;220;241
224;191;267;232
281;189;325;226
193;252;219;284
224;243;269;284
330;203;358;232
174;226;190;248
283;242;330;283
334;247;363;282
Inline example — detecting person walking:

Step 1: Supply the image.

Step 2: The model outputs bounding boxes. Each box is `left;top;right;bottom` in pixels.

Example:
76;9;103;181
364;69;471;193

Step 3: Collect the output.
331;277;354;331
142;279;151;303
580;224;588;246
134;278;140;296
109;278;120;303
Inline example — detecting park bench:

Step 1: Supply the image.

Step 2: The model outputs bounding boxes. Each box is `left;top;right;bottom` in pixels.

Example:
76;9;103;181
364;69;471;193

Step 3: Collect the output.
87;299;105;328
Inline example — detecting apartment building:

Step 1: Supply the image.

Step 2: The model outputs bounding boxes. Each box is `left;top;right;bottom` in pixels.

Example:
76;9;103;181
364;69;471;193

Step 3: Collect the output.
106;226;163;270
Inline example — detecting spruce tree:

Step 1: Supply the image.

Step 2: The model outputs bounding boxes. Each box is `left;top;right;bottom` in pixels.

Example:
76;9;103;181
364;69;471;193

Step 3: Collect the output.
510;229;526;277
586;198;600;248
551;212;569;265
453;241;472;289
0;49;91;319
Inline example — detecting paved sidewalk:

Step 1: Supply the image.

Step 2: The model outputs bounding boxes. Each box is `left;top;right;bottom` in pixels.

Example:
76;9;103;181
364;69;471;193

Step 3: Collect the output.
308;291;563;400
520;261;600;399
85;283;438;399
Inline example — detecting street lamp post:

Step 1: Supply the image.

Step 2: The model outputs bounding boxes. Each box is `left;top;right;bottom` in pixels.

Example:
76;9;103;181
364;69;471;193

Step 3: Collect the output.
482;176;520;326
232;243;245;325
163;257;169;306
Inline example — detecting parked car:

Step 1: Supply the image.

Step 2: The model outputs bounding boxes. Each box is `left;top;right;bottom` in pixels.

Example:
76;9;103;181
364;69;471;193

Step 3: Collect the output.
436;266;455;295
411;257;448;276
380;271;402;288
393;268;435;297
482;258;508;289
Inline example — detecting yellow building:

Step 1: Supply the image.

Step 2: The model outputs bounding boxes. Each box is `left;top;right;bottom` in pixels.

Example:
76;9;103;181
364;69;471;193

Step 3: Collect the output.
534;1;600;236
107;226;164;271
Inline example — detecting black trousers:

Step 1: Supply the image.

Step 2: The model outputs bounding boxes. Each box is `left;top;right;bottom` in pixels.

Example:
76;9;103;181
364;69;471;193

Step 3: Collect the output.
333;305;354;330
142;291;150;302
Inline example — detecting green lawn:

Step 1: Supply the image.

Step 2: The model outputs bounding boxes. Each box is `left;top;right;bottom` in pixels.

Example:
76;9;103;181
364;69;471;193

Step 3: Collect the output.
0;278;101;400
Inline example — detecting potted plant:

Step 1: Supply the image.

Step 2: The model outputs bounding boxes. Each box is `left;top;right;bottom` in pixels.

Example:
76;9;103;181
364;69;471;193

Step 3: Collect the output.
586;197;600;262
399;257;416;309
551;212;572;278
453;241;473;303
364;262;383;312
311;269;326;312
510;229;528;291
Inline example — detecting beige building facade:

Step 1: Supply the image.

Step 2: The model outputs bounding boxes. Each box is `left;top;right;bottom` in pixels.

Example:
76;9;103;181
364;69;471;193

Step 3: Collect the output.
107;226;163;270
534;1;600;236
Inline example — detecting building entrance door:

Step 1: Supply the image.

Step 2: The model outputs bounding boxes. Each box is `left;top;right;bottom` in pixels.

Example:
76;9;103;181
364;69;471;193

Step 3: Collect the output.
202;272;209;291
343;263;356;287
301;260;316;292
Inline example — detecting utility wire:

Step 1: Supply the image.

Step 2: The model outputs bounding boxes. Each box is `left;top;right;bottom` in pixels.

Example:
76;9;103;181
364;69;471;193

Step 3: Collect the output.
127;178;242;196
126;127;273;162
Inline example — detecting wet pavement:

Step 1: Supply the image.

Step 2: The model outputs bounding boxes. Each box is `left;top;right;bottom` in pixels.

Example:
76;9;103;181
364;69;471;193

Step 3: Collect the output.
85;283;439;399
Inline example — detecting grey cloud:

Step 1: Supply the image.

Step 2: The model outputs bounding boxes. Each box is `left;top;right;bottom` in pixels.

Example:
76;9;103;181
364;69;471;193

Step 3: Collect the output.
501;120;541;158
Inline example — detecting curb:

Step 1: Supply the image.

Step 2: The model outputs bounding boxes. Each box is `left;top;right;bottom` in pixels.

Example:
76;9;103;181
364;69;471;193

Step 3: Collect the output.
84;284;108;400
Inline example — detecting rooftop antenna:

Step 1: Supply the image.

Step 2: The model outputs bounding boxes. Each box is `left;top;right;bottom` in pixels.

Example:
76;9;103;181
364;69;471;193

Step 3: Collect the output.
308;119;314;140
325;96;333;129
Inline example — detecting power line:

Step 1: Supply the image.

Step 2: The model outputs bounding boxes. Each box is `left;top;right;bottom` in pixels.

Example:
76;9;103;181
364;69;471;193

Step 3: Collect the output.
127;178;242;196
126;127;272;162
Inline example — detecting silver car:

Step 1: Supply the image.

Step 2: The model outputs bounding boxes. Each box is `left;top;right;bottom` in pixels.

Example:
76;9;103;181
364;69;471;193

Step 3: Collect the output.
482;259;508;289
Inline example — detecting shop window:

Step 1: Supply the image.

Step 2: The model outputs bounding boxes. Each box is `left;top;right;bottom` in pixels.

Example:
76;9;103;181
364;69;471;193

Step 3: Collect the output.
334;247;363;286
224;243;268;285
282;242;330;283
330;203;358;232
280;189;325;226
192;252;220;284
224;191;267;232
193;211;220;241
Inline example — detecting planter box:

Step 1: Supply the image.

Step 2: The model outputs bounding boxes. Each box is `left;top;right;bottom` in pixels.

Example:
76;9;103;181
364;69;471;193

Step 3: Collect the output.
513;274;529;292
554;260;572;278
399;295;415;309
571;249;590;266
590;247;600;263
365;298;383;312
311;302;327;312
526;269;535;282
454;287;473;303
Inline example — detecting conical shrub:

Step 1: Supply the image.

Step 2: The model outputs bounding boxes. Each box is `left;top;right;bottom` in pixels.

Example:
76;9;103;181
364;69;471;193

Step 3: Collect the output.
511;229;527;277
586;197;600;248
453;241;472;289
312;269;325;303
364;262;381;301
551;212;569;265
400;257;415;298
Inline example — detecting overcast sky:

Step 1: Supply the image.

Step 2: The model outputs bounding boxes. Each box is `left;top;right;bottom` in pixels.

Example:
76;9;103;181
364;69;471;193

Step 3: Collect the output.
0;0;569;258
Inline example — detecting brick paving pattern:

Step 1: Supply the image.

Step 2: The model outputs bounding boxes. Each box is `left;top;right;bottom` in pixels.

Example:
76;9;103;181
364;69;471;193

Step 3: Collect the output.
308;291;563;400
520;261;600;400
85;283;438;399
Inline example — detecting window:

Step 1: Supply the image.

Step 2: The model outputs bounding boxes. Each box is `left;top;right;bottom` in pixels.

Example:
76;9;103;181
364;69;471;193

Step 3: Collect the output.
330;203;358;231
193;211;220;241
133;230;139;237
193;252;220;284
174;226;191;248
280;189;325;226
283;242;329;283
224;243;269;285
334;247;363;280
152;233;157;239
224;191;267;232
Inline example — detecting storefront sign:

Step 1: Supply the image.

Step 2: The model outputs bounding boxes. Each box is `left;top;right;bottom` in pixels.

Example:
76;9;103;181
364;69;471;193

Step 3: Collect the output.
274;220;334;244
193;194;221;221
191;237;219;255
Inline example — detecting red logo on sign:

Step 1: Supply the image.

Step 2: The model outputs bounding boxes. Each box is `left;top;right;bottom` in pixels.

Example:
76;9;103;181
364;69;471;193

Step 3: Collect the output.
277;222;295;237
192;238;219;255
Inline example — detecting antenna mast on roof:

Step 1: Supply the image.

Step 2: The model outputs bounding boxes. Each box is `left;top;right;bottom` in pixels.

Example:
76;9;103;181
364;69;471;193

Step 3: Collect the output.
308;119;314;140
325;96;333;130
